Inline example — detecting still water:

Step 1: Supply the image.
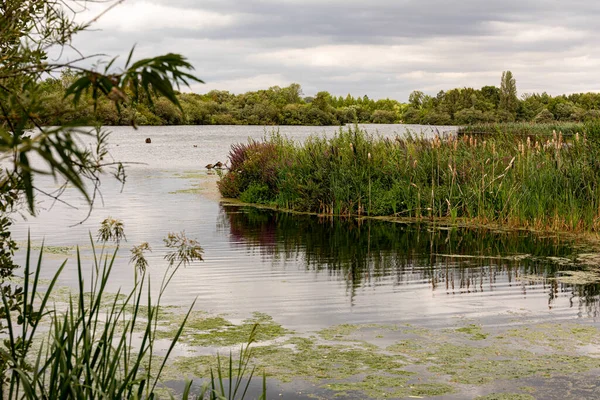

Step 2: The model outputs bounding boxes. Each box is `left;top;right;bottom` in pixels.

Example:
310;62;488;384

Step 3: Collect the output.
12;124;600;333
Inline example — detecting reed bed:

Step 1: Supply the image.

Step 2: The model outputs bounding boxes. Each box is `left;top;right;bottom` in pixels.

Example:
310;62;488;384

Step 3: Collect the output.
457;122;588;138
219;124;600;233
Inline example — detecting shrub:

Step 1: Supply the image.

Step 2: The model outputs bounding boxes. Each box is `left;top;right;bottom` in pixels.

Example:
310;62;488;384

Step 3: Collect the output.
240;183;272;204
371;109;397;124
534;109;555;123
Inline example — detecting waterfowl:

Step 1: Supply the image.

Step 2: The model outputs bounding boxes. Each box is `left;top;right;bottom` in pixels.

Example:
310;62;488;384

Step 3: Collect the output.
214;161;224;169
205;163;214;169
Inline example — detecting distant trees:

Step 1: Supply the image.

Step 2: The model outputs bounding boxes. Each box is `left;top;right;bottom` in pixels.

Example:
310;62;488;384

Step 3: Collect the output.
36;71;600;126
404;71;600;125
37;76;406;126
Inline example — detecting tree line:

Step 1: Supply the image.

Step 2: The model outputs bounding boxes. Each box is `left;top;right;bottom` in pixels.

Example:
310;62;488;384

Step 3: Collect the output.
36;70;600;126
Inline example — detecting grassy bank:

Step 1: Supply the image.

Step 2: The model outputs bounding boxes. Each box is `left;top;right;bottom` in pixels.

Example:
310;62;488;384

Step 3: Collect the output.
218;124;600;232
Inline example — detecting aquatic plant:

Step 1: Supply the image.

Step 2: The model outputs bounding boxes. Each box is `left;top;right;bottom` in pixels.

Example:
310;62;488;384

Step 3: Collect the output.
219;123;600;233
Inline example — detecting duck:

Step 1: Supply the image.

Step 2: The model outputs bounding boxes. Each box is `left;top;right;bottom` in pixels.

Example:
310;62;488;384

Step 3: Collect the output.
214;161;224;169
205;163;214;169
193;145;198;148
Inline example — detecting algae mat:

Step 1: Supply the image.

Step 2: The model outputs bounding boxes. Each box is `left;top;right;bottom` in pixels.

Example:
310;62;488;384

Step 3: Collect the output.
152;307;600;399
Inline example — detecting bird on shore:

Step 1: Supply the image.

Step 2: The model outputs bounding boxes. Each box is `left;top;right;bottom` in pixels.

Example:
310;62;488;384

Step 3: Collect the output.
214;161;224;169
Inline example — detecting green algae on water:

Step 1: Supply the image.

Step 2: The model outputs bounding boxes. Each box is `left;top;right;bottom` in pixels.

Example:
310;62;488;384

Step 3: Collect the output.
156;311;291;347
455;324;489;340
475;394;536;400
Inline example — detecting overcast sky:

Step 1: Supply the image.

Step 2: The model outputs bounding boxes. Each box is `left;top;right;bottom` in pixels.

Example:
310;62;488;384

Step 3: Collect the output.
70;0;600;101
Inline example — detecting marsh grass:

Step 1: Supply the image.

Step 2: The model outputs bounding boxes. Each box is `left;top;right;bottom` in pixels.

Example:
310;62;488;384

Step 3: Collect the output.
219;124;600;232
457;122;588;138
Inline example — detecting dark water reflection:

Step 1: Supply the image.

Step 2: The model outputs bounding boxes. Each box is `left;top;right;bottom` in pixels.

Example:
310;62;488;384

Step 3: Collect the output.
220;205;600;321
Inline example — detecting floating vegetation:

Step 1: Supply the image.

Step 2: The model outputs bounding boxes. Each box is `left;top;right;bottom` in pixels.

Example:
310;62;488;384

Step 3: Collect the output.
317;323;397;341
170;170;220;196
552;270;600;284
455;324;489;340
25;245;74;255
325;375;454;399
474;394;536;400
155;311;291;347
152;314;600;399
576;253;600;267
169;185;204;195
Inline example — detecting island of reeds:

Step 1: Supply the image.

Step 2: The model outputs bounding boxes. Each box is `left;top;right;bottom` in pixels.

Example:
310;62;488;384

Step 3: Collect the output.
218;122;600;233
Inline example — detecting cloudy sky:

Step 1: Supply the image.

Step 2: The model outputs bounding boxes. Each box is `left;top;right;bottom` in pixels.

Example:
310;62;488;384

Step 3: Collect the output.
70;0;600;101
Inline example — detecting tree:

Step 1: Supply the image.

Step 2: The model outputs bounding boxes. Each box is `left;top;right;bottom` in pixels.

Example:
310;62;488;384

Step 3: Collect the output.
499;71;518;115
534;109;555;123
408;91;425;109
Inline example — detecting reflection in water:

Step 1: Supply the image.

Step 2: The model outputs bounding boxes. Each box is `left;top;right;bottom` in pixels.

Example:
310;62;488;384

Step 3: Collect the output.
219;205;600;316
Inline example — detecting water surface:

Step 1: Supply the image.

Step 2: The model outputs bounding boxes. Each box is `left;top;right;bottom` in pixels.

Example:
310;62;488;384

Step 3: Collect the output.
12;124;599;332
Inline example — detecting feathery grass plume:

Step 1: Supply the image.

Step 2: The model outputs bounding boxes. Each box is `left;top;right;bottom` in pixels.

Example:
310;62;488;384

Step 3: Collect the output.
130;242;151;273
164;231;204;267
97;217;126;244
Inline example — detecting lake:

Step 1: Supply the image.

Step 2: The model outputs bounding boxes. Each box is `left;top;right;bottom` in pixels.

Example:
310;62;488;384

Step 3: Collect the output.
11;124;600;399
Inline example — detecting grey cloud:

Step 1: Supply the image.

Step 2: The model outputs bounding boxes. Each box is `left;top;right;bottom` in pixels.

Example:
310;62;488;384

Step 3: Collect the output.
61;0;600;100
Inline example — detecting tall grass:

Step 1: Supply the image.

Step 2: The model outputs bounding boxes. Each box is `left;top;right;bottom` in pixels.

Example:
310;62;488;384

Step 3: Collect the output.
457;122;588;138
219;124;600;233
0;235;265;399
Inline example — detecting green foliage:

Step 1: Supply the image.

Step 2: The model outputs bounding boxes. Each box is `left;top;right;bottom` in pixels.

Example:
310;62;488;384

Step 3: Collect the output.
534;109;555;123
458;122;585;138
1;0;201;215
0;235;262;399
500;70;518;115
219;125;600;232
37;80;413;126
30;69;600;127
240;183;272;204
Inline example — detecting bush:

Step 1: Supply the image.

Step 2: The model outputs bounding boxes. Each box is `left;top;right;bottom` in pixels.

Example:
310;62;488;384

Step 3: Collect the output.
454;109;487;125
371;109;397;124
422;111;452;125
534;109;555;123
240;183;272;204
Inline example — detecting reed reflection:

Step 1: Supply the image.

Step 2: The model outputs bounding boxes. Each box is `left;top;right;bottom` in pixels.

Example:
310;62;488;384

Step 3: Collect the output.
219;204;600;315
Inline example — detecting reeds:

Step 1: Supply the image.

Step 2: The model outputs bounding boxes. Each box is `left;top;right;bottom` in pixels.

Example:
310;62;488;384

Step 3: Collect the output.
457;122;588;139
0;235;264;399
219;123;600;233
